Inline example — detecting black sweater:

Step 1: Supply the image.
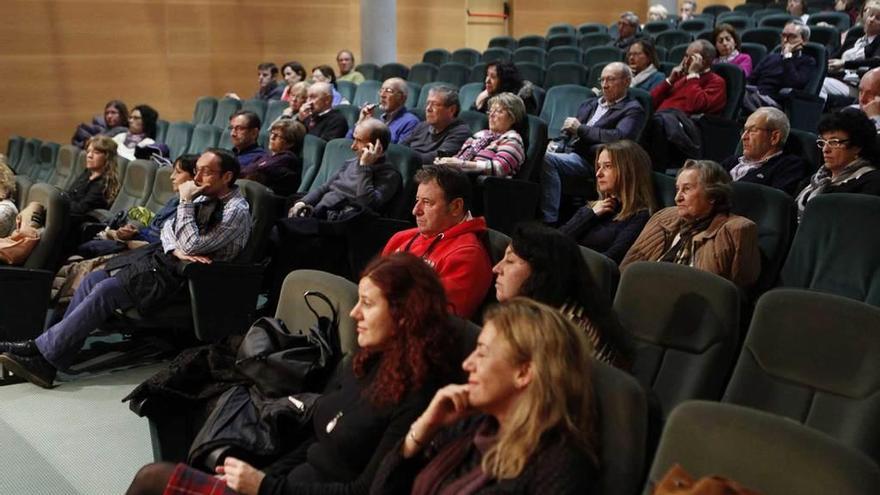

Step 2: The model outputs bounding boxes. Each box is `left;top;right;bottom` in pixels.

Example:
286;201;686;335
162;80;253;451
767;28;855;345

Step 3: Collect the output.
65;170;110;215
304;109;349;142
559;208;650;264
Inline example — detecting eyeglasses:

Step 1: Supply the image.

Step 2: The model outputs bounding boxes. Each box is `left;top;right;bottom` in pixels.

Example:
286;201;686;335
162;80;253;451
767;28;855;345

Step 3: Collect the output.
379;87;400;95
488;107;509;116
600;76;624;83
742;126;771;135
228;125;255;132
269;132;284;140
816;138;851;149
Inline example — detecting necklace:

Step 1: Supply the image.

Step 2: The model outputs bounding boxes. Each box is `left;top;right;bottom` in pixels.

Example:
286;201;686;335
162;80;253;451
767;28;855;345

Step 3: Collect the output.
326;411;343;434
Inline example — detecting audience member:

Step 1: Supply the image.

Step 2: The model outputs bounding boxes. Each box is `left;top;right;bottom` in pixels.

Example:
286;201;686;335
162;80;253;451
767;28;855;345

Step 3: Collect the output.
297;82;349;141
113;104;158;161
788;0;810;23
837;0;863;25
720;107;807;195
0;158;17;237
858;66;880;131
72;100;129;148
628;40;666;91
311;64;350;106
541;63;647;223
127;252;458;495
622;159;761;289
795;108;880;220
614;11;642;50
66;135;121;215
383;166;493;319
279;61;307;103
372;298;600;494
336;49;365;84
400;85;471;164
651;40;726;115
679;0;697;22
648;4;669;22
713;23;752;76
744;20;816;112
226;62;285;101
822;2;880;102
559;140;657;263
347;77;419;144
228;110;265;170
242;119;305;196
494;223;633;368
0;149;251;388
281;81;309;120
472;61;537;115
437;92;526;177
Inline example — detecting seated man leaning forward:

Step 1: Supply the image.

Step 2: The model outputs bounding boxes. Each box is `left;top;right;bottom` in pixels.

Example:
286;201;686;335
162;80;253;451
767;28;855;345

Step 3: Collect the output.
289;118;401;220
383;165;493;319
540;61;647;224
720;106;807;195
0;149;252;388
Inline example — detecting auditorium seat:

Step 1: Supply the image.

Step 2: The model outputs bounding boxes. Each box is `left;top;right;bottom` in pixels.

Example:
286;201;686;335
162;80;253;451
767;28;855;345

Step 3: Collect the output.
405;81;420;108
5;135;24;170
298;135;327;194
652;171;676;207
14;137;41;176
262;99;289;132
679;17;713;34
642;21;673;36
740;27;783;53
452;48;481;67
546;33;576;50
458;82;485;112
164;121;194;161
513;46;547;66
655;30;693;51
459;110;488;134
144;166;174;214
353;80;382;107
547;46;582;66
355;63;380;81
645;401;880;495
380;62;409;81
807;11;851;30
435;62;470;87
488;35;517;51
156;119;169;143
336;81;357;104
422;48;451;66
468;62;487;84
48;145;82;190
334;104;360;131
481;47;512;63
703;4;731;16
539;84;592;139
186;124;221;155
515;62;545;87
667;43;689;63
211;98;242;128
740;41;767;68
305;139;356;194
546;23;576;37
577;22;608;35
578;32;614;50
407;63;438;86
517;34;546;49
580;246;620;305
543;62;589;88
31;141;60;183
758;13;796;28
191;96;217;126
87;159;157;223
241;99;267;125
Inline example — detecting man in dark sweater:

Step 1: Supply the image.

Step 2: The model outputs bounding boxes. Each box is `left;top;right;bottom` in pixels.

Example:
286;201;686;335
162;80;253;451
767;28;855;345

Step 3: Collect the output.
400;85;471;164
743;20;816;112
297;82;349;142
228;110;265;170
720;107;807;195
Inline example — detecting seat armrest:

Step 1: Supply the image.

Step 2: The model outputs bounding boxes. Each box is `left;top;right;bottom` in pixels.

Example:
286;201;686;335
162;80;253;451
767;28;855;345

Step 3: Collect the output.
184;260;268;342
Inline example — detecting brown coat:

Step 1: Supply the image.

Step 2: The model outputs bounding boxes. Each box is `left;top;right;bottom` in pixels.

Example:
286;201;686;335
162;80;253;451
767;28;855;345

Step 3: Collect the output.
621;207;761;288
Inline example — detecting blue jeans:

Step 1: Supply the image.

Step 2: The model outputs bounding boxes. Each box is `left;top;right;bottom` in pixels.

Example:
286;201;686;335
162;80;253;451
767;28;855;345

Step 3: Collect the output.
540;151;591;223
35;270;134;369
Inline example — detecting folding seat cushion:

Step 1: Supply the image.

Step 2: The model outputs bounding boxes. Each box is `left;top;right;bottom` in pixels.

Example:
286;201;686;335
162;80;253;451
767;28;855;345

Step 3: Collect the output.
192;96;217;126
645;401;880;495
723;288;880;463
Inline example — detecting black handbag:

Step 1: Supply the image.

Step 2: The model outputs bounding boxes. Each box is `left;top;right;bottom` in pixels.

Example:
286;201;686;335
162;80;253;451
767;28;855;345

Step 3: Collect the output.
235;291;340;398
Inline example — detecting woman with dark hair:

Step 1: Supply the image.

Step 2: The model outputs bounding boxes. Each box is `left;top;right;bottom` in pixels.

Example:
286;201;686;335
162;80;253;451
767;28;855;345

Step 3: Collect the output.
112;104;159;161
472;61;537;115
627;40;665;91
713;23;752;76
560;140;657;263
126;252;458;495
243;119;306;196
281;61;307;103
371;298;600;493
72;99;130;148
622;159;761;288
311;65;349;106
795;108;880;220
493;222;632;369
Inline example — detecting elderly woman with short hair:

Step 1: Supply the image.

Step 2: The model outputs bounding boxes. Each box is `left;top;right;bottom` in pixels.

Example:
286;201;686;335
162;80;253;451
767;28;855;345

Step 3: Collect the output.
435;92;527;177
713;23;752;76
621;159;761;288
242;119;306;196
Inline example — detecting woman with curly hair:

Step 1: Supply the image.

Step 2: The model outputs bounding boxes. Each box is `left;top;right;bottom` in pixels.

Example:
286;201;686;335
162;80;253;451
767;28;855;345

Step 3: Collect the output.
66;135;120;215
127;252;459;495
472;61;538;115
112;104;159;161
371;298;600;493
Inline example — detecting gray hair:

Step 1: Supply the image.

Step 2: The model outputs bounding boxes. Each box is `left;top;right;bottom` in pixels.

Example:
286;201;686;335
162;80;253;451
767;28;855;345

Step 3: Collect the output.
620;11;640;26
488;92;526;124
754;106;791;145
270;119;306;151
691;39;717;62
786;19;811;41
683;0;697;9
678;159;733;213
384;77;409;97
310;81;332;97
605;61;633;82
428;85;461;116
648;4;668;19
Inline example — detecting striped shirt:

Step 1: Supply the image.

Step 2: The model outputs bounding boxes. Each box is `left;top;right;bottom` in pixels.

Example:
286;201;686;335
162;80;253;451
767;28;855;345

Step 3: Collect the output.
160;187;251;262
458;129;526;177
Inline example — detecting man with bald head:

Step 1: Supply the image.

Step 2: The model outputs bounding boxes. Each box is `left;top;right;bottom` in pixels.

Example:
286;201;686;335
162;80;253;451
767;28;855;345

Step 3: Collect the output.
651;39;726;115
347;77;419;143
297;81;348;141
540;62;646;223
859;67;880;132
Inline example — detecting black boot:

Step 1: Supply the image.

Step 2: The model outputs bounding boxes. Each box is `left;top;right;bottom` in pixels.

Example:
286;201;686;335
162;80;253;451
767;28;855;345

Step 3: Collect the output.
0;352;56;389
0;340;39;356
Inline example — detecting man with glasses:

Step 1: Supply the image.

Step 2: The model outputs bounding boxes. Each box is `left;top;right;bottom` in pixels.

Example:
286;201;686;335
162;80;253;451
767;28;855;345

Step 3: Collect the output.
540;62;646;224
348;77;419;144
743;20;816;112
228;110;264;169
297;82;349;141
401;85;471;164
614;11;642;50
720;107;807;194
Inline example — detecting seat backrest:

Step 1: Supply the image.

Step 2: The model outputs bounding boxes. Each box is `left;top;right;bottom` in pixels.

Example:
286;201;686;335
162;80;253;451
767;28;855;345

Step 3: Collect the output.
211;98;242;128
451;48;481;67
723;288;880;463
800;42;827;96
548;45;582;65
15;138;42;176
593;359;648;495
111;159;157;213
808;25;841;54
276;269;359;357
647;401;880;495
652;171;676;207
469;62;488;84
578;32;614;50
380;62;410;81
543;62;589;88
513;46;547;66
31;142;60;183
187;124;221;155
336;80;357;104
407;63;438;86
711;62;746;120
786;128;820;175
539;84;592;139
667;43;690;64
241;99;268;125
517;35;546;49
741;27;783;52
355;63;380;81
779;194;880;306
458;82;485;112
740;41;768;68
519;114;547;181
218;127;233;151
459;110;488;135
307;138;356;193
515;62;545;87
49;144;81;189
23;183;69;270
758;12;796;28
384;144;422;220
547;23;576;37
435;62;471;87
643;21;673;35
578;22;608;35
405;81;421;108
234;178;276;263
144;166;174;213
192;96;217;126
679;18;713;33
353;79;382;107
156;119;170;143
703;4;731;16
335;104;361;131
485;228;510;265
422;48;451;66
579;246;620;305
614;262;741;418
488;35;517;51
656;30;693;50
481;47;513;63
299;134;327;193
262;100;289;132
5;135;24;170
546;33;576;50
808;11;851;30
164;121;194;161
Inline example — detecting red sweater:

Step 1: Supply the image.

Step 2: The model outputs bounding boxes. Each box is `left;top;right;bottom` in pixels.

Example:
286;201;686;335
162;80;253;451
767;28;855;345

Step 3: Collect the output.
383;217;493;319
651;72;727;116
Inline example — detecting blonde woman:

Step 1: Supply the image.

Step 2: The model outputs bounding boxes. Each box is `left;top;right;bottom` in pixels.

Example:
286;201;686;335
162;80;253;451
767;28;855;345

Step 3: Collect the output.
559;140;657;263
372;298;599;493
0;156;18;237
66;135;120;215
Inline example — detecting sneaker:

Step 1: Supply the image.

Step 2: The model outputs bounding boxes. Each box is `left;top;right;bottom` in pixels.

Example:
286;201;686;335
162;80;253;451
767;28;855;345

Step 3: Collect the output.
0;352;56;389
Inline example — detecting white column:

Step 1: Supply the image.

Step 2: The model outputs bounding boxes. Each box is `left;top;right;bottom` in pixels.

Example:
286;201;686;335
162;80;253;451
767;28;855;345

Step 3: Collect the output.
360;0;397;65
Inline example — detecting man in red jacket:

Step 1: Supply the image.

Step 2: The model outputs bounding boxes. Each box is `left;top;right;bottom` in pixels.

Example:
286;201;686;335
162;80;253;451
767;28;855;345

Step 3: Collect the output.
651;39;727;115
382;166;493;319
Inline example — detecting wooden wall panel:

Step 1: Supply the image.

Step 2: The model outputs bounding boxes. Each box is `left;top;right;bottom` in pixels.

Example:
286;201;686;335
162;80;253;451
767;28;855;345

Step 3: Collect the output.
509;0;648;37
397;0;467;66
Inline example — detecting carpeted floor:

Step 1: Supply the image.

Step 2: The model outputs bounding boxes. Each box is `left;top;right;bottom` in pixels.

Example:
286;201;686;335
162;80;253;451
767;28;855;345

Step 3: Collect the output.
0;363;165;494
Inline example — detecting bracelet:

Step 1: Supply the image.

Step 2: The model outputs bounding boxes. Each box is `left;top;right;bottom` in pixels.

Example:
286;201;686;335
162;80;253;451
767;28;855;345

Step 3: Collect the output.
408;426;424;447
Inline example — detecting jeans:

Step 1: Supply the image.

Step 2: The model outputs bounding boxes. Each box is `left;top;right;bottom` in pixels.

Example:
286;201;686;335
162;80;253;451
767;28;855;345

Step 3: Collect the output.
540;151;591;223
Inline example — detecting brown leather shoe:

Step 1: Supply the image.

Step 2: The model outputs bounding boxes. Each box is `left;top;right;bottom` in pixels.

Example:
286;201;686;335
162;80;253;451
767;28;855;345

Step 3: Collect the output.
0;352;56;389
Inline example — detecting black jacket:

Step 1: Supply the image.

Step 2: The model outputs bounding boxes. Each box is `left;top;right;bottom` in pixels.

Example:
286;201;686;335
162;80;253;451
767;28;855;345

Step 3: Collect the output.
304;109;349;142
721;152;807;196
